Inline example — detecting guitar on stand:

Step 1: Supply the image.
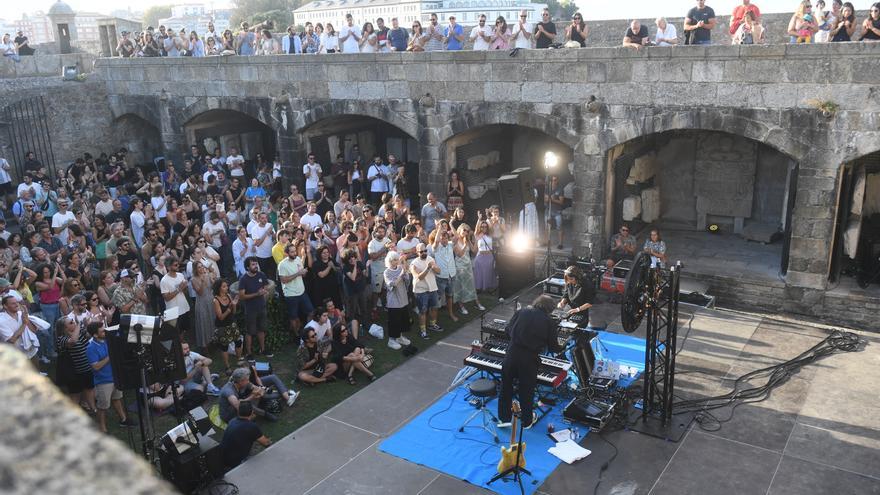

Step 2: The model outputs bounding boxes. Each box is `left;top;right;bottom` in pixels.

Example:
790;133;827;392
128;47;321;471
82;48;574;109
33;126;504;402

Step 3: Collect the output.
490;401;531;488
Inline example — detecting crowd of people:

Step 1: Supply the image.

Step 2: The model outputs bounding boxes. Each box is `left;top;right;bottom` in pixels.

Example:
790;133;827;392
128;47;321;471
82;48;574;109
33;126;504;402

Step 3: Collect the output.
0;142;511;440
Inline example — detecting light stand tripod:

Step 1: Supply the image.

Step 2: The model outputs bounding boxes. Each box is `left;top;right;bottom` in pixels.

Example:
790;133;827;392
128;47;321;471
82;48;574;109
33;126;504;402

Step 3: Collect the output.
133;323;158;463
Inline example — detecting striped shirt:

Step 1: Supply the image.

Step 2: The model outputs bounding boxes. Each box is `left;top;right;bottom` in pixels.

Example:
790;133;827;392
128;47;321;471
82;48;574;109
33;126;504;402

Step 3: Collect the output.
58;329;92;374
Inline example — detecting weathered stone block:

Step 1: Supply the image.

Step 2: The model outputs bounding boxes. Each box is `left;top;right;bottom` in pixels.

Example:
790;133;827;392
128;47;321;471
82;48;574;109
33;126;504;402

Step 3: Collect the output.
328;81;358;100
484;82;520;102
521;82;551;103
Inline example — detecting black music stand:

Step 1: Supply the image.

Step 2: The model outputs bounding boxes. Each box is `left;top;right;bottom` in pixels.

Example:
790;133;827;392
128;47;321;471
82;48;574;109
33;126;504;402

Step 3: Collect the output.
488;410;531;490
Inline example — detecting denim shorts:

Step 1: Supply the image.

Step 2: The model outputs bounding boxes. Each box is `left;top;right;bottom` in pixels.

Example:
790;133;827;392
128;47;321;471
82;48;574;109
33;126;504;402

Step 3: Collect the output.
436;277;453;298
414;291;440;314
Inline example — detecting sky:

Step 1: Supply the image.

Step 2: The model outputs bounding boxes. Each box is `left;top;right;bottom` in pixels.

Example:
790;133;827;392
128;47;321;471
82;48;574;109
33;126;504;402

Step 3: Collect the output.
2;0;810;22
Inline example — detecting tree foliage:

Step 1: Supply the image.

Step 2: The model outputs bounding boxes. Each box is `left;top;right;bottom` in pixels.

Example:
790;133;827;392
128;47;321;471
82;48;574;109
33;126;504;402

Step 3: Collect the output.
230;0;301;30
546;0;579;21
142;5;173;30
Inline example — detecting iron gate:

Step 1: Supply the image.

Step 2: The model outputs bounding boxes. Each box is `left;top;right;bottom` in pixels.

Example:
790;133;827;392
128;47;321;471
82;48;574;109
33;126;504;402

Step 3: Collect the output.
1;96;56;181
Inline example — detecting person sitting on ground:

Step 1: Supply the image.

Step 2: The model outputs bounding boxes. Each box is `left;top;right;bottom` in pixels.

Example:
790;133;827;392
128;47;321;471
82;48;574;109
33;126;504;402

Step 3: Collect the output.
237;359;299;408
143;382;184;413
219;367;277;423
220;401;271;470
295;327;338;385
331;322;376;385
606;224;637;269
181;342;222;396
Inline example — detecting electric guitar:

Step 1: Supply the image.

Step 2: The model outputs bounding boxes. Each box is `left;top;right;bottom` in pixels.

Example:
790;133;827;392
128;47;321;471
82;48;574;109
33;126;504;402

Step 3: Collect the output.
497;401;527;473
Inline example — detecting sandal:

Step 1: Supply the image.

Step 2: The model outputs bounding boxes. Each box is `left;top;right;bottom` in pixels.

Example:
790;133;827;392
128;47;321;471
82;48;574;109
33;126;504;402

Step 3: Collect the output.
347;376;357;386
368;374;378;382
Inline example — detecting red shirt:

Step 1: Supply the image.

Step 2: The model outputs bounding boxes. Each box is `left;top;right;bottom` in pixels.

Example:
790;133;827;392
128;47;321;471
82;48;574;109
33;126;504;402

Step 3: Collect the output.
730;3;761;33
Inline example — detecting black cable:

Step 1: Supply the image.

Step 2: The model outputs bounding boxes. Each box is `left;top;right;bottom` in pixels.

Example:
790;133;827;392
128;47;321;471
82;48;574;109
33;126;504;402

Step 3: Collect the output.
674;311;696;356
592;433;618;495
672;330;862;431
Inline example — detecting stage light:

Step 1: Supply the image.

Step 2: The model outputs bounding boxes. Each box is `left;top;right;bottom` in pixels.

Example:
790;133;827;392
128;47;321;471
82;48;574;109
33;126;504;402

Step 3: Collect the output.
509;231;530;253
544;151;558;169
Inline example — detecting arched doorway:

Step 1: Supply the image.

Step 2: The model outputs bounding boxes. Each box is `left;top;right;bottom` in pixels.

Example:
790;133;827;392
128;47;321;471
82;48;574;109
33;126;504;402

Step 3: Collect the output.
184;109;277;174
442;124;574;244
606;130;799;281
830;151;880;290
298;114;420;201
112;114;161;167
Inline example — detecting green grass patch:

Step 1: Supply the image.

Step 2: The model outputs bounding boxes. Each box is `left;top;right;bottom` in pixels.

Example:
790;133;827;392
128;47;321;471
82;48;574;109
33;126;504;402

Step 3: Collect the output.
104;295;495;447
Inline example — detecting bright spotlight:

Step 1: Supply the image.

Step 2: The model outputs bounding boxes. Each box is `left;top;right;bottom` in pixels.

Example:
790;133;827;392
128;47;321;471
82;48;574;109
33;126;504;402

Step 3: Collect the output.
509;231;530;254
544;151;558;169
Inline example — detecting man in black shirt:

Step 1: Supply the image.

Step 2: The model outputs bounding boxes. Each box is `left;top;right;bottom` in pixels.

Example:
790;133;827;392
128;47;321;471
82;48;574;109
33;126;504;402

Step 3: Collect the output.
557;265;595;323
534;9;557;48
14;31;35;56
623;20;651;49
685;0;717;44
497;295;562;429
220;401;271;470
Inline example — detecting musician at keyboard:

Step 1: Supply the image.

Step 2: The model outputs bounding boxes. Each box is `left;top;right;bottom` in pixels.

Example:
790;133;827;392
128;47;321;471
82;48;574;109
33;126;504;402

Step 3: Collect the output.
497;295;563;430
556;265;594;322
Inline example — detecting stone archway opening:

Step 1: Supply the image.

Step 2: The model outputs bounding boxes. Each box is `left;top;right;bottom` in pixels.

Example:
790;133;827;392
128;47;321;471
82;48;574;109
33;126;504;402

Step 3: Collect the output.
112;114;162;167
184;109;276;174
299;114;420;201
829;151;880;291
442;124;573;243
605;130;799;283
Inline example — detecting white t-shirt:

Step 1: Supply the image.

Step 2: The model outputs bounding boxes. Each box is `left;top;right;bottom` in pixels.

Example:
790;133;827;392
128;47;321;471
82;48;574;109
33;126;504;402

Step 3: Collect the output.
202;170;217;183
300;212;323;232
95;199;114;217
396;237;419;259
655;23;678;46
339;24;362;53
232;237;255;277
410;255;438;293
367;164;389;193
367;237;389;277
278;257;306;297
203;220;225;249
160;272;190;316
248;222;274;258
306;319;332;342
511;22;533;49
17;181;42;199
0;158;12;185
226;154;245;176
52;211;76;244
151;195;168;218
0;310;22;343
470;25;492;50
302;163;322;189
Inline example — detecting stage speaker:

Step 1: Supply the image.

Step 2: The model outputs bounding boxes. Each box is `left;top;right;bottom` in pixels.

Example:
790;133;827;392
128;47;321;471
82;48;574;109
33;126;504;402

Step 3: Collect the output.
107;315;186;390
497;248;536;299
498;173;526;217
159;435;223;493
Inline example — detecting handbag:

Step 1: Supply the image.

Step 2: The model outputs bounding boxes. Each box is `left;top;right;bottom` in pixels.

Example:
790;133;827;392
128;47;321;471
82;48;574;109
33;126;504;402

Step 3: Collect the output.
312;360;326;378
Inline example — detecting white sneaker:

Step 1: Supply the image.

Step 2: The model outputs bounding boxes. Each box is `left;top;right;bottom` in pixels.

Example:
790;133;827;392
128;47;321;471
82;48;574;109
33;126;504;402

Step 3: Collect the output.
388;338;402;350
206;384;221;396
476;303;486;311
397;335;411;346
287;391;299;407
459;306;469;315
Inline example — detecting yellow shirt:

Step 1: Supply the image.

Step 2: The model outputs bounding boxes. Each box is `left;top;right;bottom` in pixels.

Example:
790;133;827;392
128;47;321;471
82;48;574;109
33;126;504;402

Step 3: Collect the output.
272;241;288;265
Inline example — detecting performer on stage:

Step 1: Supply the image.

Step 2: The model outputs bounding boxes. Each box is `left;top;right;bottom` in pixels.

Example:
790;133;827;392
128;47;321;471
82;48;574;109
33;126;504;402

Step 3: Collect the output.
557;265;595;321
497;295;562;429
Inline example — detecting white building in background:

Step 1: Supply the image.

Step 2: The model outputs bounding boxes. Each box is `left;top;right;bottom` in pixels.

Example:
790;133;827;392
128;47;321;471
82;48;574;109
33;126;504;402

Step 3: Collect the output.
293;0;547;29
158;3;232;34
12;13;55;44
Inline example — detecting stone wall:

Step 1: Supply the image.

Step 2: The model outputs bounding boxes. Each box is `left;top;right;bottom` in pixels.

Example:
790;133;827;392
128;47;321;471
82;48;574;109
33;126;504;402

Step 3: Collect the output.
0;52;95;78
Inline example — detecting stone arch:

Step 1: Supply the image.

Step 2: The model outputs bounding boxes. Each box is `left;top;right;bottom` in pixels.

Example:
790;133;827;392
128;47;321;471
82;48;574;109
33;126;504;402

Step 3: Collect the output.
295;99;419;140
107;96;161;130
183;108;278;164
598;108;809;163
111;113;162;166
178;97;279;132
440;105;580;151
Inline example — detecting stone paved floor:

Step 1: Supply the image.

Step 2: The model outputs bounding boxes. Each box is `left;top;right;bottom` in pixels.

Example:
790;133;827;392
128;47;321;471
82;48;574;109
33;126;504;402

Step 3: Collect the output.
659;228;784;282
223;292;880;495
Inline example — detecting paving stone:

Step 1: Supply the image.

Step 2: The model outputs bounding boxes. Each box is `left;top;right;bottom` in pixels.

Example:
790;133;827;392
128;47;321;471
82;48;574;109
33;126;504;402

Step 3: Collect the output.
419;473;496;494
651;431;780;495
785;423;880;480
306;445;438;495
767;455;880;495
224;416;379;494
